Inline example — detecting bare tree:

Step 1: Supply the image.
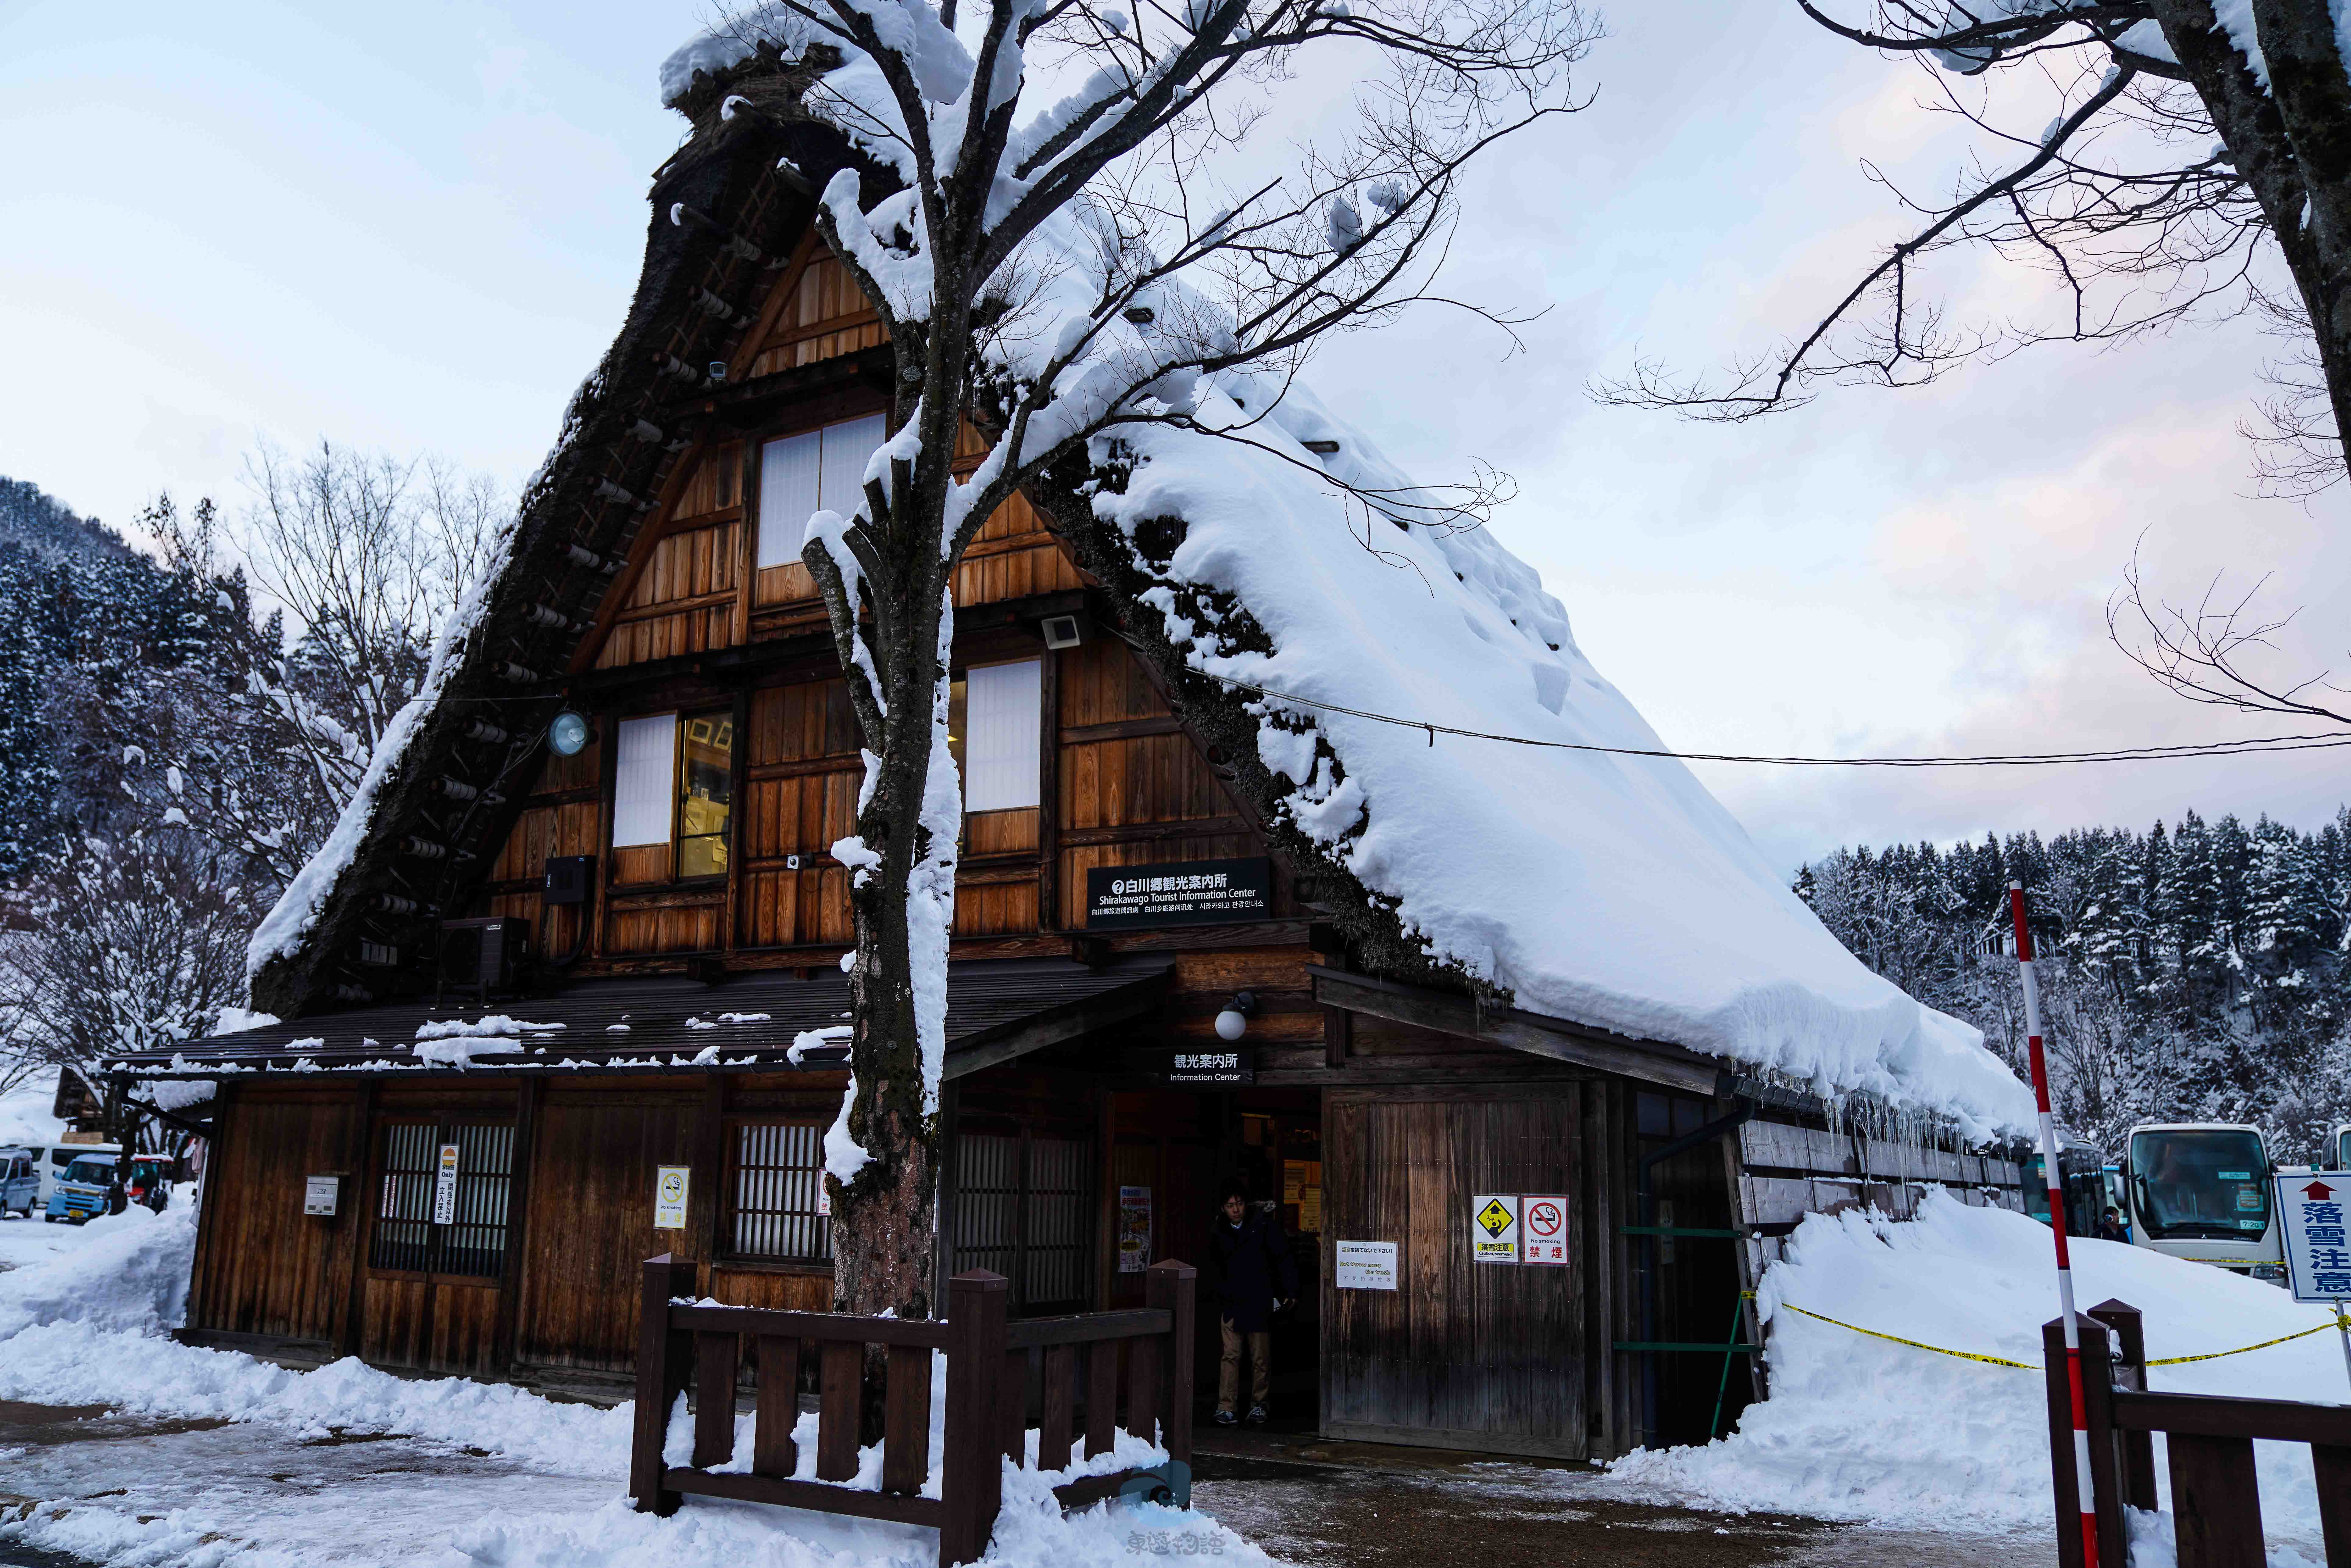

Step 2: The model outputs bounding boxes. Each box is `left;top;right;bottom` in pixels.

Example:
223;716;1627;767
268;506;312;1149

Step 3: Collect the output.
2108;541;2351;723
241;439;504;812
1594;1;2351;495
672;0;1595;1322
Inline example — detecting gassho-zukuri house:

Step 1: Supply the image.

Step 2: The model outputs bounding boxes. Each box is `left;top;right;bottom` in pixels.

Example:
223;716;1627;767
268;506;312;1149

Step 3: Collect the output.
108;29;2043;1461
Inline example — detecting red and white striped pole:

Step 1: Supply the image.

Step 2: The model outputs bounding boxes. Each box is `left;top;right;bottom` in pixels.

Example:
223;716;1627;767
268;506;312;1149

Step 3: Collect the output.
2010;880;2099;1568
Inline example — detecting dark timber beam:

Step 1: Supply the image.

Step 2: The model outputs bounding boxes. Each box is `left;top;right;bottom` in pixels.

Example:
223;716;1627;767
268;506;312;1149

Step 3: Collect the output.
941;973;1170;1081
1307;966;1727;1096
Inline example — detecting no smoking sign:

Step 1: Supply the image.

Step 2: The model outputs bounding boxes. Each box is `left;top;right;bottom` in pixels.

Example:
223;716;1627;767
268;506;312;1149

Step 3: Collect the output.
1522;1194;1569;1266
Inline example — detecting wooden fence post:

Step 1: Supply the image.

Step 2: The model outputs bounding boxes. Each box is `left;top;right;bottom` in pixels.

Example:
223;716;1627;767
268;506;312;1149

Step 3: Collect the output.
631;1253;698;1516
2088;1300;2157;1511
1148;1259;1196;1466
2043;1313;2121;1568
940;1270;1009;1568
2168;1433;2264;1568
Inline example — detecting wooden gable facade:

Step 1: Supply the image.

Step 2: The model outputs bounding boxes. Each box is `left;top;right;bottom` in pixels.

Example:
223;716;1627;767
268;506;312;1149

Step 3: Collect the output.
130;113;2035;1466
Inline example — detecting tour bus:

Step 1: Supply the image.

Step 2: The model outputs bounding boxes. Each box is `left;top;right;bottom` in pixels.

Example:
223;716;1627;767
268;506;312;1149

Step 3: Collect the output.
2024;1143;2109;1238
2331;1123;2351;1171
2120;1121;2283;1277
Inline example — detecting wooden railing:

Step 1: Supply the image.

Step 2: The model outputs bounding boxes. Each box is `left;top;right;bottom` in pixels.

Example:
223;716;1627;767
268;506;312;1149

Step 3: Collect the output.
629;1254;1196;1567
2043;1298;2351;1568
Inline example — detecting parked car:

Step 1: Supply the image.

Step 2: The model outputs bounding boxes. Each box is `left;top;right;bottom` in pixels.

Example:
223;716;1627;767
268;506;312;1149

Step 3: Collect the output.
17;1143;122;1211
0;1148;38;1217
45;1154;119;1223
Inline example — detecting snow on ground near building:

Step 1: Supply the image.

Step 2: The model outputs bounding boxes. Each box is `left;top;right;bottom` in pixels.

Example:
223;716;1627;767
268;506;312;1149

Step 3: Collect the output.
1603;1191;2344;1562
0;1200;1272;1568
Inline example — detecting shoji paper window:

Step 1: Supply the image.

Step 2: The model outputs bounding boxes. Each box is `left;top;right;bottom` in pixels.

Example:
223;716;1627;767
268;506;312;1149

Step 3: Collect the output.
963;660;1041;812
612;712;678;847
756;413;888;569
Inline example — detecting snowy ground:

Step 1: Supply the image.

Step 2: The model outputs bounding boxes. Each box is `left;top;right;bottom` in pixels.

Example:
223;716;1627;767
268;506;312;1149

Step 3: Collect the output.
1605;1191;2348;1566
0;1187;2332;1567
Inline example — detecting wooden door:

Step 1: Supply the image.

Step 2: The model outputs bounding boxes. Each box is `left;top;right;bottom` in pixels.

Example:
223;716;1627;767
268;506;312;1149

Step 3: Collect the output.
1321;1087;1587;1459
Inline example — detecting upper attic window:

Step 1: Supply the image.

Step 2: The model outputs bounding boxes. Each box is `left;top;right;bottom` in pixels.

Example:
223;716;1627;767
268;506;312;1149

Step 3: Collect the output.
757;413;888;570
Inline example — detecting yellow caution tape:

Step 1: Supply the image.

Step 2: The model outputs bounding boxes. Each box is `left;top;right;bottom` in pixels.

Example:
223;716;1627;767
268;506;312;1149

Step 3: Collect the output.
1774;1303;2038;1368
1775;1302;2337;1370
2145;1321;2333;1366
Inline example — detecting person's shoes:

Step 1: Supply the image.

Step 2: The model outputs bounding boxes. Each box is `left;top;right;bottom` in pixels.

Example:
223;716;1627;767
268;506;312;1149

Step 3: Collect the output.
1213;1409;1239;1426
1245;1405;1268;1425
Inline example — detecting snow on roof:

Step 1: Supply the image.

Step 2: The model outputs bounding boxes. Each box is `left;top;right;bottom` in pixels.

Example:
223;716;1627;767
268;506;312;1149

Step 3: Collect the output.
1085;368;2037;1139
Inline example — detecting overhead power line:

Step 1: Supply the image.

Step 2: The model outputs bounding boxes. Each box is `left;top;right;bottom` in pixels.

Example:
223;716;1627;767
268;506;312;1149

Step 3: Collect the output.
1175;666;2351;768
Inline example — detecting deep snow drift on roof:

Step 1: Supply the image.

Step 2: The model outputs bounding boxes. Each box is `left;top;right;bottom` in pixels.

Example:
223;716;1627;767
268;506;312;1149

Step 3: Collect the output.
1088;369;2037;1139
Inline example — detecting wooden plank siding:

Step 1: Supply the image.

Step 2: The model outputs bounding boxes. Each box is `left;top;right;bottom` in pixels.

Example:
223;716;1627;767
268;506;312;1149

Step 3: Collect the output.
185;1089;369;1351
1321;1087;1590;1460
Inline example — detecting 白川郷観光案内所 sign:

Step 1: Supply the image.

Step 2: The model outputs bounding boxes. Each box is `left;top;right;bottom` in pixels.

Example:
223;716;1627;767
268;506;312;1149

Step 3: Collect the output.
1084;858;1270;930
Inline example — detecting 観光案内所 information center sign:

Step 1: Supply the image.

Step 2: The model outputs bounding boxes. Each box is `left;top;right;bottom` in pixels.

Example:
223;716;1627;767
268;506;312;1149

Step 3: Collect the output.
1084;857;1271;930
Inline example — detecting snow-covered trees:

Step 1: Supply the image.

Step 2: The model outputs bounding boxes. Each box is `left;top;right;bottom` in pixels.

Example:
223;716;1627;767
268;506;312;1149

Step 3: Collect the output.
1801;808;2351;1160
668;0;1596;1322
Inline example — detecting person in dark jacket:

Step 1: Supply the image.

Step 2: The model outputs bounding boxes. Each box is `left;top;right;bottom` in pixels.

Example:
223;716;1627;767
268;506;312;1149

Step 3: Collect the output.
1208;1178;1297;1426
2096;1206;2127;1244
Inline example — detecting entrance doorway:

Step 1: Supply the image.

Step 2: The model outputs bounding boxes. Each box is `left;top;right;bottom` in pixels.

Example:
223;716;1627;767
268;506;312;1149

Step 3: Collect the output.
1108;1087;1321;1426
1632;1089;1754;1449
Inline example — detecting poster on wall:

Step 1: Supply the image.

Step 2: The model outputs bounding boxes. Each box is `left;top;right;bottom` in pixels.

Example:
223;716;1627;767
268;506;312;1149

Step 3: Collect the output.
653;1165;691;1231
1334;1240;1398;1290
1117;1186;1154;1273
1471;1193;1519;1263
1284;1159;1324;1234
431;1144;461;1225
1521;1194;1570;1265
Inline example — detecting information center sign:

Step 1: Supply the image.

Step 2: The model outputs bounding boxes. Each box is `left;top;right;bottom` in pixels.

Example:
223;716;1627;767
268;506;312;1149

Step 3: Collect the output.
1085;858;1271;930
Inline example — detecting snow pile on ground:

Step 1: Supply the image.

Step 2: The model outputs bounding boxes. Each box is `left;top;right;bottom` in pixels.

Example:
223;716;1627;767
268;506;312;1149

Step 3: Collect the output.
1607;1190;2342;1560
0;1200;196;1341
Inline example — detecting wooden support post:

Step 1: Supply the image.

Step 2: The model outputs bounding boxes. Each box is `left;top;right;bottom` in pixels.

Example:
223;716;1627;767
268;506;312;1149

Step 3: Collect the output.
693;1331;741;1469
1037;1346;1076;1471
882;1344;935;1496
630;1253;697;1516
1084;1340;1119;1458
752;1334;802;1478
2312;1443;2351;1568
2042;1314;2122;1568
817;1340;864;1482
1148;1259;1196;1466
2167;1433;2264;1568
1124;1327;1161;1445
940;1270;1009;1568
1002;1349;1028;1464
493;1076;539;1372
2087;1300;2157;1512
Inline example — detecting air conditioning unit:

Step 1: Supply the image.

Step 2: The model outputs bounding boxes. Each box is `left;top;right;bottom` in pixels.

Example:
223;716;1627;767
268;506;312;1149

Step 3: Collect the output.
437;916;530;1002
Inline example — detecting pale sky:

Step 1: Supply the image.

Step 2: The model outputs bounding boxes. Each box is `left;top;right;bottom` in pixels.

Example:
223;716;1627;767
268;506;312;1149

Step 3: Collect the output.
3;0;2343;873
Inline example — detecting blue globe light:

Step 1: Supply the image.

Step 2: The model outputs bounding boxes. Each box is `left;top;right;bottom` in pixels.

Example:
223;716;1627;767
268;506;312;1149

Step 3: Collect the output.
548;710;591;757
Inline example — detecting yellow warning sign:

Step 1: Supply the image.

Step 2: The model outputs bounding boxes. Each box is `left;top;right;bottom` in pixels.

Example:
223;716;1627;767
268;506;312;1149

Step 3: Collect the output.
1471;1193;1519;1263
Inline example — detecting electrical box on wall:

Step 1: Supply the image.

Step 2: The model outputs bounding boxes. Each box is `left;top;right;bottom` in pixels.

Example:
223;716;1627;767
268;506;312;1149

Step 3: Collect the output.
304;1174;341;1217
543;855;595;906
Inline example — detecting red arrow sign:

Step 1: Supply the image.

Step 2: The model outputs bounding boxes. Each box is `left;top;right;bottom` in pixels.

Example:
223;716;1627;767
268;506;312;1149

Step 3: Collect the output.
2303;1181;2336;1201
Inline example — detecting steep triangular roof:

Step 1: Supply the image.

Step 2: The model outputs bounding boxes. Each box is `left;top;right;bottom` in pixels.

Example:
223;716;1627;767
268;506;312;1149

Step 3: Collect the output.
246;46;2037;1138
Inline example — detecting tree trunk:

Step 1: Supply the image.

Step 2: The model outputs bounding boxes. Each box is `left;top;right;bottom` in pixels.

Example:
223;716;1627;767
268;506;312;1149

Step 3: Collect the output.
2157;0;2351;464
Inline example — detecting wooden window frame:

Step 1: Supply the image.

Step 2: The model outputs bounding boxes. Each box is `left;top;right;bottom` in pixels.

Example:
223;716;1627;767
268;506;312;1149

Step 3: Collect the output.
718;1114;834;1270
605;704;737;891
362;1114;518;1286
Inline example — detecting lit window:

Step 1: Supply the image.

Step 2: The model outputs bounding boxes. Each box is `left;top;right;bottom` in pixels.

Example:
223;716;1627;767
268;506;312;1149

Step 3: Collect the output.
757;413;888;570
613;713;677;848
951;660;1042;812
678;712;735;878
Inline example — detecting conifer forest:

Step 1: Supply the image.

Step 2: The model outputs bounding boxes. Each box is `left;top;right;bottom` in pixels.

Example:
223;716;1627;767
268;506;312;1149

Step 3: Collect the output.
1797;819;2351;1162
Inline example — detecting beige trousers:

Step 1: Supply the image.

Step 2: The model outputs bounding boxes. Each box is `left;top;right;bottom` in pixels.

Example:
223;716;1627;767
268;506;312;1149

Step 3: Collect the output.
1218;1316;1271;1413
